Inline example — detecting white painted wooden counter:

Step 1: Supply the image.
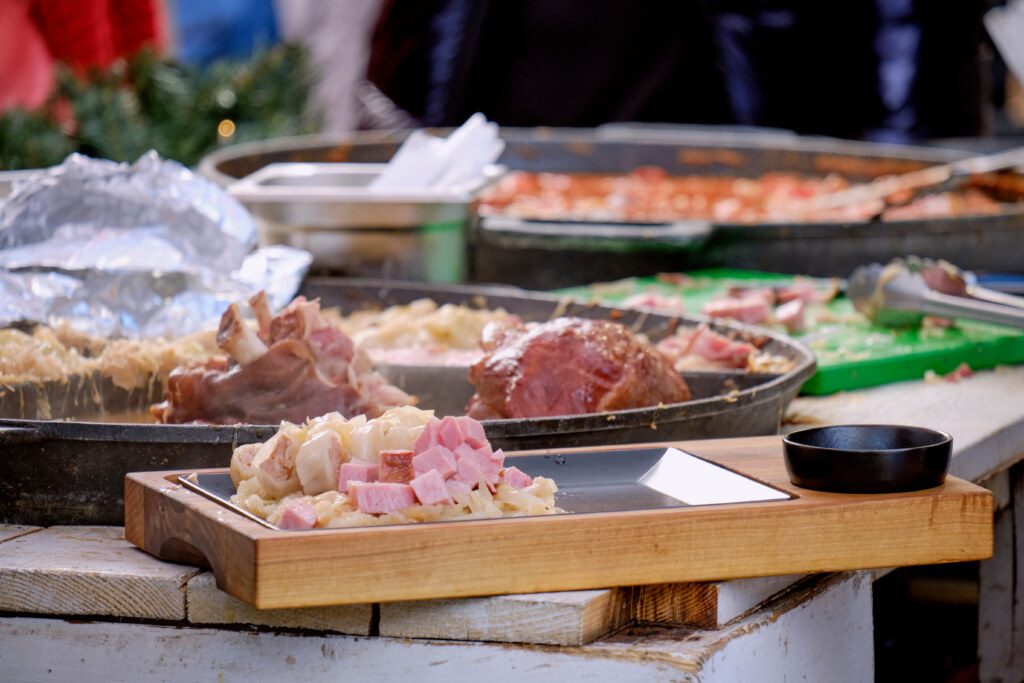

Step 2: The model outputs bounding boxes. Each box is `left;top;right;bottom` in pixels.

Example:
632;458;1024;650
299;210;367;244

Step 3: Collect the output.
0;366;1021;682
787;365;1024;681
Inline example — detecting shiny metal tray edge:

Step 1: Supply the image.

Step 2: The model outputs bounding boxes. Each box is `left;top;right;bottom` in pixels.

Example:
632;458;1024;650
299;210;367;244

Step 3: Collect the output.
177;445;794;533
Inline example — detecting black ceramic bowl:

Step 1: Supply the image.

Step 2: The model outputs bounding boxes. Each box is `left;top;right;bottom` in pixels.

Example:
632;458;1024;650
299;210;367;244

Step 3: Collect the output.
782;424;952;494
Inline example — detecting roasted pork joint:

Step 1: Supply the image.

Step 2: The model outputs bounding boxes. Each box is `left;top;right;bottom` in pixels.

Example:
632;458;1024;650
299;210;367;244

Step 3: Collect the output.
466;317;691;420
152;295;413;425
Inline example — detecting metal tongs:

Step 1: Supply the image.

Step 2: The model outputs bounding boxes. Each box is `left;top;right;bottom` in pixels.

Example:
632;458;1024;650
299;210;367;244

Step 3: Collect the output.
802;144;1024;213
847;258;1024;329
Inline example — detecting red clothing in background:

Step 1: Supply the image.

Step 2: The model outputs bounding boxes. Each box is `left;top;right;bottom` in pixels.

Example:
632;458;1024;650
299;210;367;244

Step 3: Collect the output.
0;0;55;111
0;0;163;113
32;0;162;73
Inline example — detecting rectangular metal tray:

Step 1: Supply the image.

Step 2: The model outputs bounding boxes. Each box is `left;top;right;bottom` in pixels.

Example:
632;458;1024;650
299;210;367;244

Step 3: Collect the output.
180;446;791;531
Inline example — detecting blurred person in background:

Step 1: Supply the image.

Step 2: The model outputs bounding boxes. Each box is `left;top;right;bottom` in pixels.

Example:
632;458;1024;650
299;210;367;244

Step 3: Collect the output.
367;0;733;128
365;0;993;143
0;0;1005;147
711;0;988;143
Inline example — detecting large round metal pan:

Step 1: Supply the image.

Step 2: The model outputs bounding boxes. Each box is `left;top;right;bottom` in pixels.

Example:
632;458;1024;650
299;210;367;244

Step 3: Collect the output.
0;278;813;526
299;278;816;451
199;126;1024;289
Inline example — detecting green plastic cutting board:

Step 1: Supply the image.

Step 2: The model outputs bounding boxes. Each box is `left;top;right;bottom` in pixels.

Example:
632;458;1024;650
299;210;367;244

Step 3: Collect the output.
558;268;1024;395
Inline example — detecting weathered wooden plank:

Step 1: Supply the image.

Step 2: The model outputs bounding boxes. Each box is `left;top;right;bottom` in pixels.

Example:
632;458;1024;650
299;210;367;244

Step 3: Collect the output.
697;575;805;626
379;589;630;646
588;572;874;683
187;572;374;635
0;526;199;620
0;573;873;683
0;616;687;683
630;576;804;628
0;525;41;544
978;462;1024;682
1013;464;1024;680
696;572;874;682
380;574;806;646
982;469;1012;511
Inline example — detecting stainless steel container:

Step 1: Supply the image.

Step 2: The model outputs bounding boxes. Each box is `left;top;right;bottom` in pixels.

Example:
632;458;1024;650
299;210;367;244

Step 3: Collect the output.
229;161;502;282
200;128;1024;288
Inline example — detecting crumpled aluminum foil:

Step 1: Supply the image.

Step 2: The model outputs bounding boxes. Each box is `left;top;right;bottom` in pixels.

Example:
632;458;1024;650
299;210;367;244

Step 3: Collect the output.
0;152;312;338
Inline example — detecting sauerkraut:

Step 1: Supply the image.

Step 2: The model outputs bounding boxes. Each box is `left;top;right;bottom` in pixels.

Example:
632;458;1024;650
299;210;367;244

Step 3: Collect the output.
229;406;561;529
327;299;516;365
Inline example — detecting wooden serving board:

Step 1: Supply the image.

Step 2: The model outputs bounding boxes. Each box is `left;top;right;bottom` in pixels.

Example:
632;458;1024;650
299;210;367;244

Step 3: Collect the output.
124;436;993;610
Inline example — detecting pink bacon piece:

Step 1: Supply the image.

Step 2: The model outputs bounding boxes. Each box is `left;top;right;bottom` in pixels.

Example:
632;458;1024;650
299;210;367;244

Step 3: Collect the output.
446;480;473;502
435;415;464;450
410;469;454;506
701;296;771;325
454;416;487;443
453;455;486;488
412;445;458;479
501;466;533;489
337;460;379;493
774;299;806;333
453;442;503;484
278;499;317;530
350;482;416;514
379;450;416;484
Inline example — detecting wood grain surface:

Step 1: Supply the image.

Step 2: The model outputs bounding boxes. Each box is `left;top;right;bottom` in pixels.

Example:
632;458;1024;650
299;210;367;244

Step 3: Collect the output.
0;526;199;619
124;436;993;609
379;589;630;646
186;572;374;635
0;525;41;544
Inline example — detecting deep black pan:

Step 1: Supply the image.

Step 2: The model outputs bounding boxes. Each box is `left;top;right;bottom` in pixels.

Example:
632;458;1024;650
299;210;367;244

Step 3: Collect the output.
0;278;814;525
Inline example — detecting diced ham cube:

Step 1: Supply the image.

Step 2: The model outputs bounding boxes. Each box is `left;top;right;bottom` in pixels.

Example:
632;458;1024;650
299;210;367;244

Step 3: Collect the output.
278;499;317;530
412;417;440;454
412;445;457;479
436;415;464;450
681;325;757;369
702;296;771;325
501;465;533;489
379;450;416;484
337;460;378;493
453;442;502;483
454;415;487;443
462;435;487;451
490;448;506;469
446;480;472;502
452;440;486;461
774;299;805;333
410;469;454;506
350;482;416;514
944;362;974;382
622;292;688;313
726;286;776;307
775;280;817;305
453;455;485;488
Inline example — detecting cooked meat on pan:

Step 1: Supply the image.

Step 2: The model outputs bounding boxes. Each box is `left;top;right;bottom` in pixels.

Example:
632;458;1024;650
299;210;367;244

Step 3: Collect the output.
152;293;413;425
466;317;692;420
